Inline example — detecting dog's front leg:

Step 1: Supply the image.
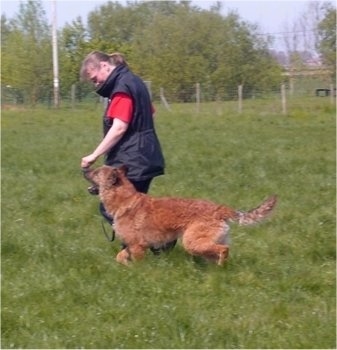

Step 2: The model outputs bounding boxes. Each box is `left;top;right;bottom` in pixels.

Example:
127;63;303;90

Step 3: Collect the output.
116;248;131;266
115;245;146;265
128;245;146;262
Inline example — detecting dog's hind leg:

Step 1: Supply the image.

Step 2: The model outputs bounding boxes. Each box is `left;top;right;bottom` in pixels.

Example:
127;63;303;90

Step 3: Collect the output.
182;224;229;266
215;245;229;265
191;243;229;265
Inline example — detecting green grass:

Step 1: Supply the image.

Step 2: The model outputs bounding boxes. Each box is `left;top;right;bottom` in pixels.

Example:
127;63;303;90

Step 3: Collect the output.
1;99;336;349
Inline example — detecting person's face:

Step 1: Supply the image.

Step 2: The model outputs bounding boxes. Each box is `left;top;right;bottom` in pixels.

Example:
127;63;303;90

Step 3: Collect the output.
86;62;113;88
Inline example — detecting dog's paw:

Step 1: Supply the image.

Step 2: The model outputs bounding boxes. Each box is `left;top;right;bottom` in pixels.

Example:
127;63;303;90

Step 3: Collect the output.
87;185;99;195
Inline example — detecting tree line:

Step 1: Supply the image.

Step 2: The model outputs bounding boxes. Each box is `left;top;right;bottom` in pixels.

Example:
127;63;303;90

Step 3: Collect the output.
1;0;335;105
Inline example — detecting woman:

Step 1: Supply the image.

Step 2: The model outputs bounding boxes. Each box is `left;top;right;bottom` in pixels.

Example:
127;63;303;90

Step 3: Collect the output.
80;51;176;254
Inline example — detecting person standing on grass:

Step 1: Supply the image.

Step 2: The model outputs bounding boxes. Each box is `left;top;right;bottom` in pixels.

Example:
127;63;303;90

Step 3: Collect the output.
79;51;176;254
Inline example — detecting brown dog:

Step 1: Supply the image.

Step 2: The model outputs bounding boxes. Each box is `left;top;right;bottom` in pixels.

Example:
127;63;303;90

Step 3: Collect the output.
83;165;277;266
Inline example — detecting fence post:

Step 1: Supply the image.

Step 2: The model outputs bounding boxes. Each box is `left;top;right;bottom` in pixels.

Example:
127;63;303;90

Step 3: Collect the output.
281;83;287;115
160;87;171;111
196;83;200;114
144;80;152;99
71;84;76;109
100;97;108;110
330;84;335;105
289;77;294;96
238;85;243;114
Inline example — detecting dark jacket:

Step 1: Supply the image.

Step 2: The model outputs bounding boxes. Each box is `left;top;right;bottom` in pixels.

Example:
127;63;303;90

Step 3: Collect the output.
96;65;165;181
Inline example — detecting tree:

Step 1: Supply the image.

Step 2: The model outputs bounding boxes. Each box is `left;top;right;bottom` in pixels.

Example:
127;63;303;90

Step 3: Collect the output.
2;0;284;104
59;17;90;99
1;14;11;46
208;11;281;96
132;5;281;101
87;1;138;44
1;0;52;105
317;3;336;81
132;3;210;101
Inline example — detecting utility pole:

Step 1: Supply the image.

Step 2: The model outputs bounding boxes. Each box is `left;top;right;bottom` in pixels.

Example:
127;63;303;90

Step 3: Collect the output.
52;0;59;108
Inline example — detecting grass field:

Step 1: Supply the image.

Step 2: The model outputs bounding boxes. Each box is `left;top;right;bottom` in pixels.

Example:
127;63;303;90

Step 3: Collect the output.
1;98;336;349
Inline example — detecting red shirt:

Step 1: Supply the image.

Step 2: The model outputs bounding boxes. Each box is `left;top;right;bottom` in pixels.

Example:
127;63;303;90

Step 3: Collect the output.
106;93;133;123
106;92;155;123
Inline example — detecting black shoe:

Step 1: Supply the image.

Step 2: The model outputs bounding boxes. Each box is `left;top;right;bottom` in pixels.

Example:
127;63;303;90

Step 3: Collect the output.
150;247;161;255
150;240;177;255
120;240;177;255
119;245;165;255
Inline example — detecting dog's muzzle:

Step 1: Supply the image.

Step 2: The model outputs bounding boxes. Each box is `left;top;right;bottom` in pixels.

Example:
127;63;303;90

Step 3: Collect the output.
87;185;99;195
82;167;99;195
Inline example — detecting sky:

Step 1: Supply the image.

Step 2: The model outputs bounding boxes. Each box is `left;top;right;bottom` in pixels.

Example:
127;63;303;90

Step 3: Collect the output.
0;0;331;50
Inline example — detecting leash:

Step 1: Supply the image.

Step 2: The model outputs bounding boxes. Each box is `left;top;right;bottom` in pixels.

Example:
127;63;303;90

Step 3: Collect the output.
101;219;115;242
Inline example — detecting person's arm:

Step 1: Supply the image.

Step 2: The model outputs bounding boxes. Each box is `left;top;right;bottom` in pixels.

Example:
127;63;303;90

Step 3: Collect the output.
81;118;128;168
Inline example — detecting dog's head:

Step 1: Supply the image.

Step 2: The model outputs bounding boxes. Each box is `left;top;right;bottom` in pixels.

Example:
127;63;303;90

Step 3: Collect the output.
82;165;128;194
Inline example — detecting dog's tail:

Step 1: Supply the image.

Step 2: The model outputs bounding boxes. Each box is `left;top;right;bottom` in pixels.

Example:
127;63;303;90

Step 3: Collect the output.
234;195;277;226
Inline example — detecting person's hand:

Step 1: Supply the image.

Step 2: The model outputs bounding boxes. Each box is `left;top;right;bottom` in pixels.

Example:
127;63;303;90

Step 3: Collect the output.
81;154;98;168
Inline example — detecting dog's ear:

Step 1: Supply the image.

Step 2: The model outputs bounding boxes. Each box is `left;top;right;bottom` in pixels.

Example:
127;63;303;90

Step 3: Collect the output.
118;164;128;175
107;169;119;186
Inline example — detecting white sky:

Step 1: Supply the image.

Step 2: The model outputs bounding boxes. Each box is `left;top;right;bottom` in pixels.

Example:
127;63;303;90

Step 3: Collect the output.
1;0;332;50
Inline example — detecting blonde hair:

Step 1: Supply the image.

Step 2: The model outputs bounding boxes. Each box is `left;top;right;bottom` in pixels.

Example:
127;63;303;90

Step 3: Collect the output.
80;51;128;81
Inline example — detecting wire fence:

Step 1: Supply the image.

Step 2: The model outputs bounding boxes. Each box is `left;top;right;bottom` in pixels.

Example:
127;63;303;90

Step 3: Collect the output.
2;77;335;116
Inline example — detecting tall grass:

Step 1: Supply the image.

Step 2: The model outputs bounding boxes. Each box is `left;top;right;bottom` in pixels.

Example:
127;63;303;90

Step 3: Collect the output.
1;99;336;349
